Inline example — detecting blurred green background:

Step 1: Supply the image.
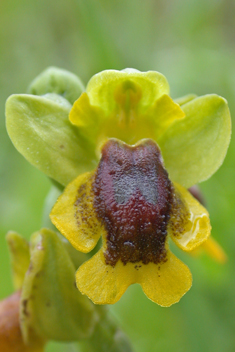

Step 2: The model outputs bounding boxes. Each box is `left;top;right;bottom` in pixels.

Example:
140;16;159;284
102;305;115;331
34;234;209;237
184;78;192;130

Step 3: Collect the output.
1;1;235;351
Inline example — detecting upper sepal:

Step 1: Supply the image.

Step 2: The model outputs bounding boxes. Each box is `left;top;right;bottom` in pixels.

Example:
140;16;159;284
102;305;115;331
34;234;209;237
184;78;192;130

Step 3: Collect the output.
70;69;184;149
86;69;170;116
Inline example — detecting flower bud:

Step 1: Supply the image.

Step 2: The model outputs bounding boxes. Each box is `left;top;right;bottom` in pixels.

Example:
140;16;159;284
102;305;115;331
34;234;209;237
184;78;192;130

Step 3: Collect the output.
0;291;44;352
27;67;84;105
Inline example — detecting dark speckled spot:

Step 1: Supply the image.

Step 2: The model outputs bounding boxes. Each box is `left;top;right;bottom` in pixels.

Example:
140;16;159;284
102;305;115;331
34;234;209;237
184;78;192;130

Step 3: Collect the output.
22;299;29;317
93;139;173;266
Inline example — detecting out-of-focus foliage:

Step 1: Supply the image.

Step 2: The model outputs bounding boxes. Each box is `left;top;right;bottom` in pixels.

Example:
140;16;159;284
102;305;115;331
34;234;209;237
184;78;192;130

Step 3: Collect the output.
1;1;235;351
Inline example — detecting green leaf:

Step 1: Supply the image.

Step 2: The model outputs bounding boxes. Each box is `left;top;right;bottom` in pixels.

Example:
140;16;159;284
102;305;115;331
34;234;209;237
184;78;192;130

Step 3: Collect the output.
6;94;97;186
27;67;85;105
159;94;231;188
6;232;30;290
20;229;98;343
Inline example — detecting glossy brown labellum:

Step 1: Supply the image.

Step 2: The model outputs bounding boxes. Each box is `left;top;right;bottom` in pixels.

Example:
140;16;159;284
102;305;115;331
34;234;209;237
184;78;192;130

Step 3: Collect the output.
93;139;173;266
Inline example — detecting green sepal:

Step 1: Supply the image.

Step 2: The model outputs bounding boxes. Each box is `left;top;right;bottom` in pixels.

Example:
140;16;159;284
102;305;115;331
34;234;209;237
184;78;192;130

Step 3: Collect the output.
159;94;231;188
6;94;97;186
20;228;98;343
27;67;85;105
41;92;72;108
6;232;30;290
174;94;197;106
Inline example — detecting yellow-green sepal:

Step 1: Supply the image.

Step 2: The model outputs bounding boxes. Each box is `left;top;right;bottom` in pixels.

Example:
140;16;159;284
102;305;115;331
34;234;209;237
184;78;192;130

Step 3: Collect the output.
159;94;231;188
20;229;98;344
6;94;97;186
27;67;85;105
6;232;30;290
174;94;197;106
86;69;169;116
70;70;184;149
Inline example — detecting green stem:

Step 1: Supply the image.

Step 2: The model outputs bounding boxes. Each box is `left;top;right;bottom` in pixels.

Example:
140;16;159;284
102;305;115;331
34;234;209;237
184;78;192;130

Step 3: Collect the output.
78;308;133;352
41;185;62;230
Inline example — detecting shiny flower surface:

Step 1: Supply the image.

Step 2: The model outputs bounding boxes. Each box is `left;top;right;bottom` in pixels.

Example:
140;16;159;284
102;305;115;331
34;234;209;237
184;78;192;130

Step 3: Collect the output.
49;68;231;306
51;138;211;306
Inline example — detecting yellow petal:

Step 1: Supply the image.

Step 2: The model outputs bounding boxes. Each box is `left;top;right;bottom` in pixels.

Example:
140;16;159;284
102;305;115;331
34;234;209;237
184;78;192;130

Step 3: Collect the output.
169;183;211;251
202;236;227;263
76;249;137;304
191;236;227;263
139;250;192;307
50;171;102;253
69;92;104;145
145;94;185;139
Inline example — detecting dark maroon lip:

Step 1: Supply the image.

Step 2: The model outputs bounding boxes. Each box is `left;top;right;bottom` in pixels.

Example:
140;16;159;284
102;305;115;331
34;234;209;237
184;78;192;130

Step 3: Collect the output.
93;139;173;267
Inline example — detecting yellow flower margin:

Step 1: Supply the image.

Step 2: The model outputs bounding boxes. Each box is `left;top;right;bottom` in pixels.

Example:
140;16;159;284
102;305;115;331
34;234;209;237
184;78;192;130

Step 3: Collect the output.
50;156;211;307
49;68;231;306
